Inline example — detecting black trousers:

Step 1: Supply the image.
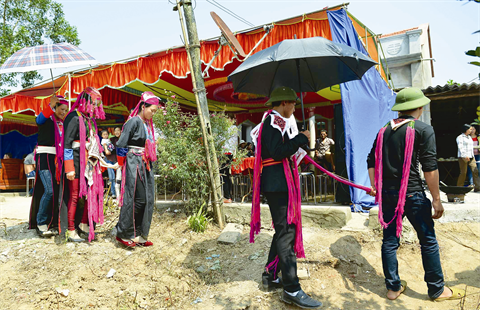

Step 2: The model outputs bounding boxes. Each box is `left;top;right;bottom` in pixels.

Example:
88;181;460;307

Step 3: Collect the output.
221;154;233;199
264;191;301;293
134;172;147;237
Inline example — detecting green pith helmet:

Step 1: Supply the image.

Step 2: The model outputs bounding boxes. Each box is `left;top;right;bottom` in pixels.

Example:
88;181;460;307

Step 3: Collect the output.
392;87;430;111
265;86;301;106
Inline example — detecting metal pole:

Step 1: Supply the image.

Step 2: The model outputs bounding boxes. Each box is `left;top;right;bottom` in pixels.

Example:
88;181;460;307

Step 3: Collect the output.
68;73;72;110
175;0;225;228
296;59;306;130
50;69;56;94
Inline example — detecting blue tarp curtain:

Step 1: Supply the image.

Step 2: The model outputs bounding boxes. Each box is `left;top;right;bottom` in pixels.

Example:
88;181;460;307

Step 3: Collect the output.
0;131;37;159
327;9;397;210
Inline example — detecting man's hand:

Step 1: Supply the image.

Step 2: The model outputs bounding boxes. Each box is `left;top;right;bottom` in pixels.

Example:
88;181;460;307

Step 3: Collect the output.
463;157;470;163
301;130;310;141
50;96;60;109
66;171;75;181
431;199;444;219
367;186;377;197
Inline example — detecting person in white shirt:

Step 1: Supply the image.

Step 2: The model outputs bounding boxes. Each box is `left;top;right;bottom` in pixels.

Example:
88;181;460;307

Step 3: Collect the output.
456;124;480;191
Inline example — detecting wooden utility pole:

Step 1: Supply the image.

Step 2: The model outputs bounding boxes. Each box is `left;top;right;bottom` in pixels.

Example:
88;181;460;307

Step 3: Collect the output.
175;0;225;229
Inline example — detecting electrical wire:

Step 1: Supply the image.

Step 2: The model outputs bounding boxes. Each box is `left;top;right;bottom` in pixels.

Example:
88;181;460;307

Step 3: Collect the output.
206;0;255;27
210;0;254;27
466;75;480;84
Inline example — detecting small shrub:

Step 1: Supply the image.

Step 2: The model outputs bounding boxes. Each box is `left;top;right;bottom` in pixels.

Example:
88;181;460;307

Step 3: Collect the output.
187;202;211;233
153;94;245;215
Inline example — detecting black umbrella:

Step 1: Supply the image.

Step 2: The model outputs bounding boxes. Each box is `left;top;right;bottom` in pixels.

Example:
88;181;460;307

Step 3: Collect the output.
228;36;377;128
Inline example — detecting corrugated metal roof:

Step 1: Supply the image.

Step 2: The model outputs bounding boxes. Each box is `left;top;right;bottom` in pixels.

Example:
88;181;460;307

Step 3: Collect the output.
379;27;419;39
423;82;480;94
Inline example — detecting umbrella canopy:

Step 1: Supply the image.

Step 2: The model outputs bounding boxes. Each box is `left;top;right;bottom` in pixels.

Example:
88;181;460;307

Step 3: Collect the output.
0;42;98;74
228;36;377;97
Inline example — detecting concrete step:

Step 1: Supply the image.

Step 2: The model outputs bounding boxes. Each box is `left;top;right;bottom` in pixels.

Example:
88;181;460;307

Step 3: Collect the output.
224;202;352;228
342;212;370;231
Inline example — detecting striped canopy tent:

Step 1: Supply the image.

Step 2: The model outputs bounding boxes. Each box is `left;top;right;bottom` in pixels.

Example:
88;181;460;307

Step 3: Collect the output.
0;4;386;128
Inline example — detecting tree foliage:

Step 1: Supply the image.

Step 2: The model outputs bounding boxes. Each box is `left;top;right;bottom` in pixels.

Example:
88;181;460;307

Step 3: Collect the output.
153;95;246;215
461;0;480;78
0;0;80;96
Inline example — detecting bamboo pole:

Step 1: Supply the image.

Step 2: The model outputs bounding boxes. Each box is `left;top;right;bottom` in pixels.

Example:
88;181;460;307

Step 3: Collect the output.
175;0;225;228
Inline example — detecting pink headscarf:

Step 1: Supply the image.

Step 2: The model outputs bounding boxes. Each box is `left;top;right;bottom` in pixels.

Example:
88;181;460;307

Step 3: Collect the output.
69;87;105;120
125;91;160;162
67;87;104;197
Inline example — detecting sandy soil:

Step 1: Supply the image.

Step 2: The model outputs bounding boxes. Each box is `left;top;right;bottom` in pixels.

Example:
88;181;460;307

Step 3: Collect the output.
0;205;479;310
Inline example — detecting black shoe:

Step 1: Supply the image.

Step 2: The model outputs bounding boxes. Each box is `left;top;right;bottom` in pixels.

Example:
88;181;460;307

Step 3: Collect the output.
281;290;322;309
262;274;283;291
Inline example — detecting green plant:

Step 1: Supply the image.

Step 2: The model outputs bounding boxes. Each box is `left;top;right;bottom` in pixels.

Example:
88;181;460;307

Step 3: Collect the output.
186;202;211;233
447;79;458;86
153;94;245;215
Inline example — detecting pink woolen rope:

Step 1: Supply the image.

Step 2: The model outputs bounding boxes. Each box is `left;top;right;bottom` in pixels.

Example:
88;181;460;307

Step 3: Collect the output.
303;155;372;193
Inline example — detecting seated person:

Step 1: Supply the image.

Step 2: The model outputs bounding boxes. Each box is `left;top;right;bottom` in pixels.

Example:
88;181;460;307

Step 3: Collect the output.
3;153;12;159
246;142;254;157
24;152;36;178
315;129;335;172
238;139;247;150
24;151;36;195
101;130;117;198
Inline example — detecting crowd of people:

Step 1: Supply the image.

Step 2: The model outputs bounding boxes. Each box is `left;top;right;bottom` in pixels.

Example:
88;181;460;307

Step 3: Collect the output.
7;83;473;308
27;88;159;248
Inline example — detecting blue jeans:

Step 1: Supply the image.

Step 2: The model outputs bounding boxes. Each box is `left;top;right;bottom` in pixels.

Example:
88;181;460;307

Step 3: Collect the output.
105;160;116;197
381;190;444;299
37;170;53;226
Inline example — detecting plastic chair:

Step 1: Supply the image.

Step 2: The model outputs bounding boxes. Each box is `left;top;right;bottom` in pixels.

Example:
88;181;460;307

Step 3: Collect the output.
26;176;35;198
300;172;315;204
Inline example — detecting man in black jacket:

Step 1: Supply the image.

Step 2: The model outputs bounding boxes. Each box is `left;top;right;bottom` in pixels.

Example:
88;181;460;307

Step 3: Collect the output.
259;87;322;309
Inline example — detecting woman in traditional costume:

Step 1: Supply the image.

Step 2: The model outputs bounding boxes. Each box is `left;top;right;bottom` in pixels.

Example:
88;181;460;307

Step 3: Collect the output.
115;92;159;247
29;96;68;237
59;87;112;242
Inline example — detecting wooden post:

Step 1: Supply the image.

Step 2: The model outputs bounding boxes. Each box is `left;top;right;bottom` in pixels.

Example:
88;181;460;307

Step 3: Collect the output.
175;0;225;229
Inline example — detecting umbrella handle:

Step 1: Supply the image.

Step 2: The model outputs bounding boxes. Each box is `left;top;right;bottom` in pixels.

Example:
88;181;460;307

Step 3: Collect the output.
295;59;306;131
50;69;56;95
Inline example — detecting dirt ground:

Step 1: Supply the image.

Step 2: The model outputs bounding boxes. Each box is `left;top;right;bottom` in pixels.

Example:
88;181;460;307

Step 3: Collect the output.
0;205;479;310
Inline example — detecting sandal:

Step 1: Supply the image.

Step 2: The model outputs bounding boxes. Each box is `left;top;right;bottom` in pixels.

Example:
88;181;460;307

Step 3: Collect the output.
387;280;407;300
434;287;465;301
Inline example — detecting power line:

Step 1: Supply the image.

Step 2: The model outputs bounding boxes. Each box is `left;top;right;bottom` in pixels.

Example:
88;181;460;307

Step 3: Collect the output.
206;0;255;27
210;0;254;27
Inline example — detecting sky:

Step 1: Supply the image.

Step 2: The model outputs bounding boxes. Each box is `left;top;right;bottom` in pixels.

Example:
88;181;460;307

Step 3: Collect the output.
25;0;480;90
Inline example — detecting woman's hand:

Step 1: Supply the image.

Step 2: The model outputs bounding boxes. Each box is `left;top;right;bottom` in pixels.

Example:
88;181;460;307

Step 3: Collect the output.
50;96;60;109
66;171;75;181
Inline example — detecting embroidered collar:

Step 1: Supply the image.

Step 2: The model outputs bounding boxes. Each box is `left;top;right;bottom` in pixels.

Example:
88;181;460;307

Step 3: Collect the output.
270;110;299;139
390;117;415;131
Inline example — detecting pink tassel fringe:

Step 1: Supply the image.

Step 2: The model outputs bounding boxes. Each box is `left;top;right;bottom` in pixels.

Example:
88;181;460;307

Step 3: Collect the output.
250;110;305;258
250;111;272;244
376;123;415;237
